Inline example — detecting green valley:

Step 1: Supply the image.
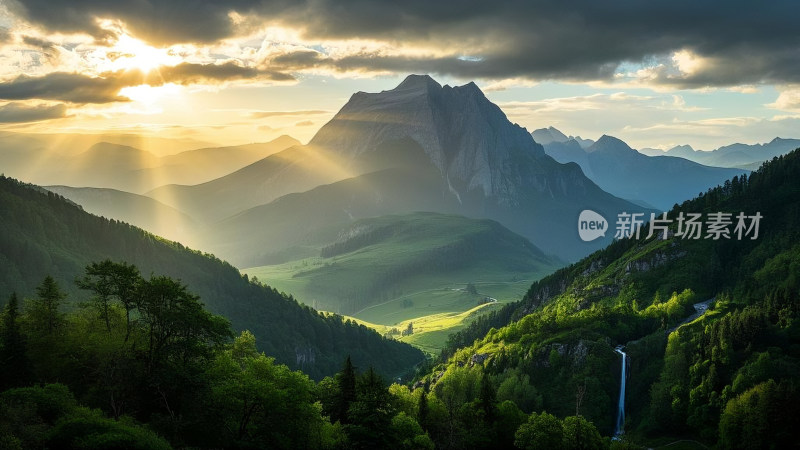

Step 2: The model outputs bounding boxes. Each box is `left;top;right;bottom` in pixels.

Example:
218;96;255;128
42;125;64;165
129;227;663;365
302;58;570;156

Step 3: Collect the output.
243;212;560;353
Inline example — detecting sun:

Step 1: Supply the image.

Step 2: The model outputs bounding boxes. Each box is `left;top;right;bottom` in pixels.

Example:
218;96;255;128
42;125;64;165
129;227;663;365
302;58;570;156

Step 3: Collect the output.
106;35;179;73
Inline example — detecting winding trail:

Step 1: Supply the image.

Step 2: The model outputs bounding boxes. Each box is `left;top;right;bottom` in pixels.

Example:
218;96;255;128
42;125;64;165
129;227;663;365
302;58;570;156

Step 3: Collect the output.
668;298;714;333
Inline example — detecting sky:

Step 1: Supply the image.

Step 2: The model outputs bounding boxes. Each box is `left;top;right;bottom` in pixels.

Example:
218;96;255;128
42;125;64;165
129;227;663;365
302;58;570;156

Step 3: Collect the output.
1;0;799;152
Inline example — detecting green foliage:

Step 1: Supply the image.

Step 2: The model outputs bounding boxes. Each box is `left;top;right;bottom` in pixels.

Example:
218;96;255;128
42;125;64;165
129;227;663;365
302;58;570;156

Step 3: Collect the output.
206;331;323;449
346;367;396;449
2;269;381;449
495;368;542;413
561;415;604;450
717;379;800;449
0;384;168;450
47;410;172;450
514;411;563;450
391;412;434;450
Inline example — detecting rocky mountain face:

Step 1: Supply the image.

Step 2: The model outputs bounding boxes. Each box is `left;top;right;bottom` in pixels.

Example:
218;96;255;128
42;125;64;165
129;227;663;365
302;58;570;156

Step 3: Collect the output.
311;74;559;208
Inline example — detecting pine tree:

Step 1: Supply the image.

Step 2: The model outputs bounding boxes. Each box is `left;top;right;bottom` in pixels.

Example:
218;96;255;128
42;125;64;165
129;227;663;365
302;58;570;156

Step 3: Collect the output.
0;293;31;390
334;355;357;424
30;275;66;335
417;389;429;430
347;366;395;448
478;371;497;421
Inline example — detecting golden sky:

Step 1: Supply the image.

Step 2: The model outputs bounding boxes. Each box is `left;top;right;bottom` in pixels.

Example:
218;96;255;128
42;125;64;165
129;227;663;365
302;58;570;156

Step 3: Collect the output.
0;0;799;151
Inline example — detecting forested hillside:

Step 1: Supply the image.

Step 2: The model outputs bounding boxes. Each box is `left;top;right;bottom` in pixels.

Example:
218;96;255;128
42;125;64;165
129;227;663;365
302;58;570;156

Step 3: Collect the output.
0;266;431;449
418;149;800;447
0;176;424;380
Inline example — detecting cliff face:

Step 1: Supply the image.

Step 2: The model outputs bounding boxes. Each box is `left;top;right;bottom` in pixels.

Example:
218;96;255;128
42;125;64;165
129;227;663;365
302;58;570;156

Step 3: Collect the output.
310;74;600;209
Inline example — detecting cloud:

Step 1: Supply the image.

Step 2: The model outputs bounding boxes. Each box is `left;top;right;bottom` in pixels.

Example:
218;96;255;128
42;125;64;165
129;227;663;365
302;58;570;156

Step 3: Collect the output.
7;0;254;45
0;72;132;103
496;91;717;148
767;86;800;112
153;61;294;84
10;0;800;88
0;101;68;122
0;62;294;103
294;120;313;126
248;109;328;119
20;34;61;63
6;0;799;88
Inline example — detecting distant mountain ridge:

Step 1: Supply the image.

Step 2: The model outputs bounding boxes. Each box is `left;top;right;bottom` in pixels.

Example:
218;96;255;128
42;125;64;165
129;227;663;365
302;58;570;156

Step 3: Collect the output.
639;137;800;169
537;129;748;210
532;126;594;149
44;185;199;244
1;135;300;193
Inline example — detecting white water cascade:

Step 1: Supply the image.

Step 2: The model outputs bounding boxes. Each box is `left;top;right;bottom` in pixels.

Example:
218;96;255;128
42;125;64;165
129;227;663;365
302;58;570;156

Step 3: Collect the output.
614;346;627;437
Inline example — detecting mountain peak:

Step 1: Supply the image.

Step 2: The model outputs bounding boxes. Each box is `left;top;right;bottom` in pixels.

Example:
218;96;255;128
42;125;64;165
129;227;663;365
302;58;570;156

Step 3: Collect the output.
309;74;553;203
586;135;636;156
393;74;442;92
532;127;569;144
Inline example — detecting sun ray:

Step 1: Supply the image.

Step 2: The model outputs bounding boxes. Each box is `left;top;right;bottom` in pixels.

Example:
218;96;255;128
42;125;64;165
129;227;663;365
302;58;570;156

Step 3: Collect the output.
102;34;180;73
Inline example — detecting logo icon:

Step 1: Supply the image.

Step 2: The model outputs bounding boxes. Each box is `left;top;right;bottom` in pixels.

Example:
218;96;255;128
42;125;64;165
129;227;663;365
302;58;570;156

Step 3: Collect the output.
578;209;608;242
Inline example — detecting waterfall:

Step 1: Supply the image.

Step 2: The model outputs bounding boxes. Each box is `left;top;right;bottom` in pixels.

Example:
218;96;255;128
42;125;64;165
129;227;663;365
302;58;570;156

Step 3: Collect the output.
614;346;626;436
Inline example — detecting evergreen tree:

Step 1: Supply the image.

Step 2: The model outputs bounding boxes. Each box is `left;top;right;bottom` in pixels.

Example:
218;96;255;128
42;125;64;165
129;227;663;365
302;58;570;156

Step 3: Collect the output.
347;366;395;449
417;389;429;430
478;371;497;421
0;293;31;390
29;276;66;336
333;355;357;424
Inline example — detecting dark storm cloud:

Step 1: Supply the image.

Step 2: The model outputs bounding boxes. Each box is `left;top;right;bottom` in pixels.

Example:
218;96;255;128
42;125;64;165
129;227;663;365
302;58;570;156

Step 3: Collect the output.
21;35;54;49
21;35;61;63
0;102;68;122
0;72;132;103
153;62;295;84
7;0;270;45
9;0;800;86
0;63;293;104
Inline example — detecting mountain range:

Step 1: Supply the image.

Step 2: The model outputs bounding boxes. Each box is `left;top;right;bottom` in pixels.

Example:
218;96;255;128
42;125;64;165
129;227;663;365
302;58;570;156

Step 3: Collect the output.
178;75;647;264
536;130;749;210
638;137;800;169
0;134;299;193
531;126;594;149
43;185;200;244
